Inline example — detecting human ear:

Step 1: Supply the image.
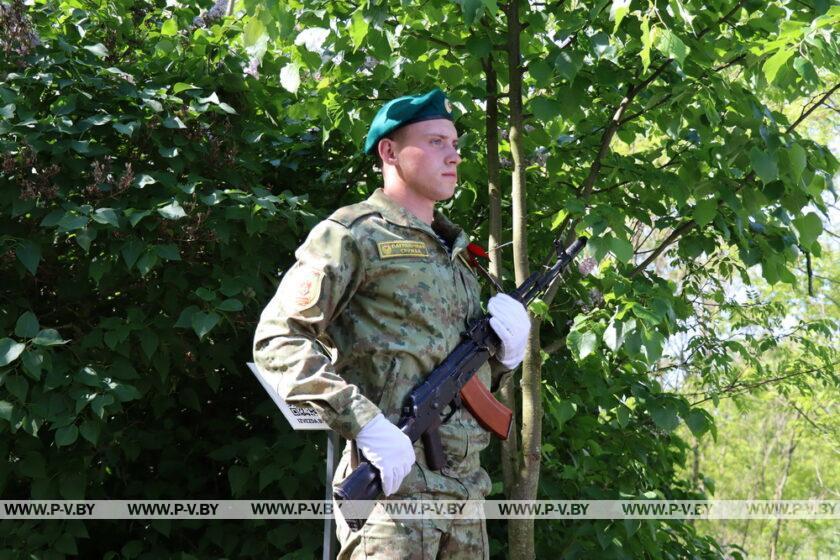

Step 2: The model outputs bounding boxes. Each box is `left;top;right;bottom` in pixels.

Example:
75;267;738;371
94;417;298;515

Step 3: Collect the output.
378;138;399;165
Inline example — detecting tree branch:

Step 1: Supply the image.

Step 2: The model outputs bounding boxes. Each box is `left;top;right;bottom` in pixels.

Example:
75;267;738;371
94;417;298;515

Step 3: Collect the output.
786;82;840;134
629;220;697;277
697;0;749;40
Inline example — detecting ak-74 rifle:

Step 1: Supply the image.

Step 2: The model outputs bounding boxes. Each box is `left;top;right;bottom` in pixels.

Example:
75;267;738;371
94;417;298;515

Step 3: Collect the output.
334;237;588;531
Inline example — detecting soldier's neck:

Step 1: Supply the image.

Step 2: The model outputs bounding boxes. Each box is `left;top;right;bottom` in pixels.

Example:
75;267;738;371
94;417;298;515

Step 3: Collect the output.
382;185;435;225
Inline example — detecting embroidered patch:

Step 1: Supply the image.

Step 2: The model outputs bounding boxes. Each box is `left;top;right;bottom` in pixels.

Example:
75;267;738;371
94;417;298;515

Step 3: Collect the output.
377;241;429;259
287;265;324;310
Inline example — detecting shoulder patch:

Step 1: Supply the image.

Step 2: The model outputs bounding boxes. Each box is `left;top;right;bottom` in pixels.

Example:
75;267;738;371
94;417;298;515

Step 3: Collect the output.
284;264;324;311
327;202;379;228
377;240;429;259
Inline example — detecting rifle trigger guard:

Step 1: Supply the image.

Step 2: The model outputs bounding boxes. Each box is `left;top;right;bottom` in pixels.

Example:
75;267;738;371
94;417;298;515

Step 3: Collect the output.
442;394;461;424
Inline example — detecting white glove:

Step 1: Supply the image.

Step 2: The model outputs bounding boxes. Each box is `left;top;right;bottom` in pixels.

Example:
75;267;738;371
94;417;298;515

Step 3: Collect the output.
355;413;415;496
488;293;531;370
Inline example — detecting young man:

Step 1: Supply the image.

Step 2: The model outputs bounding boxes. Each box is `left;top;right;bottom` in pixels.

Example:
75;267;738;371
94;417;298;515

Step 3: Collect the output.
253;89;530;559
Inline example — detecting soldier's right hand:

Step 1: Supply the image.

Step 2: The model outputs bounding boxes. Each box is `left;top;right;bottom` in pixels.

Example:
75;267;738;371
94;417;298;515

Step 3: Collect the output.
355;413;416;496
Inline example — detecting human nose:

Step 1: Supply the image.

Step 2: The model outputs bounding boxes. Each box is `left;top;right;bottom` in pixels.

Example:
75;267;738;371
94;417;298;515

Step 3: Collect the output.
446;145;461;165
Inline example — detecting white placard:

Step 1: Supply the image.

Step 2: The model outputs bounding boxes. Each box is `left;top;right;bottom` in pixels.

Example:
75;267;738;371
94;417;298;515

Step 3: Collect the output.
247;362;329;431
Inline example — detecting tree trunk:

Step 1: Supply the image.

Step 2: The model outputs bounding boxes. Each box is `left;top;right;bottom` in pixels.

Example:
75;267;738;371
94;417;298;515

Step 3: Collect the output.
769;426;798;560
483;53;519;496
505;1;539;559
739;410;786;550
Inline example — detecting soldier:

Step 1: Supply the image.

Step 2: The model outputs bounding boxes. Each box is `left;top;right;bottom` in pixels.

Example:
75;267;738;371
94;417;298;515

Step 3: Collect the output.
253;88;530;559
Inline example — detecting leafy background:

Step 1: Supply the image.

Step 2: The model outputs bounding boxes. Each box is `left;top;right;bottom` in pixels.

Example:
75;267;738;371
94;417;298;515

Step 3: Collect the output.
1;0;838;558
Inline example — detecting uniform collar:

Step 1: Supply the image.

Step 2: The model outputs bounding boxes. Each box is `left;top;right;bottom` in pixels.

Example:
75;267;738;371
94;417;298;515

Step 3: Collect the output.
368;188;469;259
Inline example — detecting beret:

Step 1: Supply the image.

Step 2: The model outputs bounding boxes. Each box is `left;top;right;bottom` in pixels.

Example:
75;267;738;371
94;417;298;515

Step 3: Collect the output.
363;88;454;155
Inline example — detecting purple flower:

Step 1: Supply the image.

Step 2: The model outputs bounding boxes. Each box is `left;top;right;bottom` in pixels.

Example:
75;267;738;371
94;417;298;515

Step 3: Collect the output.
244;57;259;79
578;256;597;276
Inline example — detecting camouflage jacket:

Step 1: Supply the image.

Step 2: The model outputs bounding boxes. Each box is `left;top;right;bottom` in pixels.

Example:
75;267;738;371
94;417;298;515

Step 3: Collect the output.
253;188;511;499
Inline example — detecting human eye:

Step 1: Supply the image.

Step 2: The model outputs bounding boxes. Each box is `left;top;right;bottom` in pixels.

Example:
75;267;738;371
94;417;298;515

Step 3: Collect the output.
430;138;443;146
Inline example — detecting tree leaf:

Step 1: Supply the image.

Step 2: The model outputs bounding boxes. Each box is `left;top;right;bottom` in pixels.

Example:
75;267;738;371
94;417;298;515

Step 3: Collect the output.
6;376;29;402
55;425;79;447
530;97;563;122
31;329;67;346
692;199;717;227
578;331;598;360
762;47;794;84
14;312;39;338
173;82;198;94
642;330;665;363
349;11;369;49
649;401;679;432
609;237;634;264
138;330;159;360
749;147;779;184
121;239;145;269
80;420;101;445
158;200;187;220
136;252;158;277
92;208;120;227
280;64;300;94
653;28;689;65
16;240;41;275
461;0;485;25
143;98;163;112
113;121;139;136
91;394;114;419
192;311;221;340
83;43;109;58
112;383;142;402
160;19;178;37
788;143;806;182
163;116;186;129
0;338;26;367
21;351;43;381
610;0;631;33
217;298;244;312
640;16;653;72
155;244;181;261
0;401;14;422
228;465;249;496
685;409;710;438
528;60;552;87
554;51;582;81
793;212;823;248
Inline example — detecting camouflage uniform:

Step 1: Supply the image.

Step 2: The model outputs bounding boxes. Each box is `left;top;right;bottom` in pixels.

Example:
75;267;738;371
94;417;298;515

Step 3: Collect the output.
254;188;510;558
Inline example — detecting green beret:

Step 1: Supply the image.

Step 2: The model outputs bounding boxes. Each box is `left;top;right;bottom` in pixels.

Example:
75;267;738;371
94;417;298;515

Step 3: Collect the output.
364;88;454;155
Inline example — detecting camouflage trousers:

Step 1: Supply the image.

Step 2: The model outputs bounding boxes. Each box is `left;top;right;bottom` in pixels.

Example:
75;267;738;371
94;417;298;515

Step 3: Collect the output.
334;493;490;560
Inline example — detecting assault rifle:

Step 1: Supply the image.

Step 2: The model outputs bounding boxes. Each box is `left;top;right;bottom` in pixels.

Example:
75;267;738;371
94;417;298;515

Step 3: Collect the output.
334;237;587;531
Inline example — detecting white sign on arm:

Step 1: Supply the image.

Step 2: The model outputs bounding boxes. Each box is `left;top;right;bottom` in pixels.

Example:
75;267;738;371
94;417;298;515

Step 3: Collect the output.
246;362;329;431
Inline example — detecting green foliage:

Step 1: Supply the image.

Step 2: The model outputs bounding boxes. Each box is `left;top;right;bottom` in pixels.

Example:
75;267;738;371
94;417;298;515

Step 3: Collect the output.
0;0;356;556
2;0;838;557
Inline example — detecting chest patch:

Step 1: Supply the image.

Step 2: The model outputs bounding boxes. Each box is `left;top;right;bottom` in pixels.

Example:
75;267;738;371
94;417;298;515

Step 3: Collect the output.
377;240;429;259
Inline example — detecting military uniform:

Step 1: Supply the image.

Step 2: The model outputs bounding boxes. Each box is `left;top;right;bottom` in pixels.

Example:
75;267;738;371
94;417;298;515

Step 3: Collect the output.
254;188;510;558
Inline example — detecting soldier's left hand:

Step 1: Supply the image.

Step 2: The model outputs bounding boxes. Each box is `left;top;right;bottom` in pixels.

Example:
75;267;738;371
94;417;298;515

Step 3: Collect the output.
488;294;530;370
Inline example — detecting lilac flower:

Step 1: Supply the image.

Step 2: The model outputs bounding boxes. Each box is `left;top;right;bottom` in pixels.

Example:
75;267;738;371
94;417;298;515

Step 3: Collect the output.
0;0;41;60
244;57;259;79
578;256;597;276
206;0;227;21
192;0;228;29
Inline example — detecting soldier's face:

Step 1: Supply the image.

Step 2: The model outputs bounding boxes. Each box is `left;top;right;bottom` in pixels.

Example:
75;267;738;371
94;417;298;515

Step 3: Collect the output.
391;119;462;202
